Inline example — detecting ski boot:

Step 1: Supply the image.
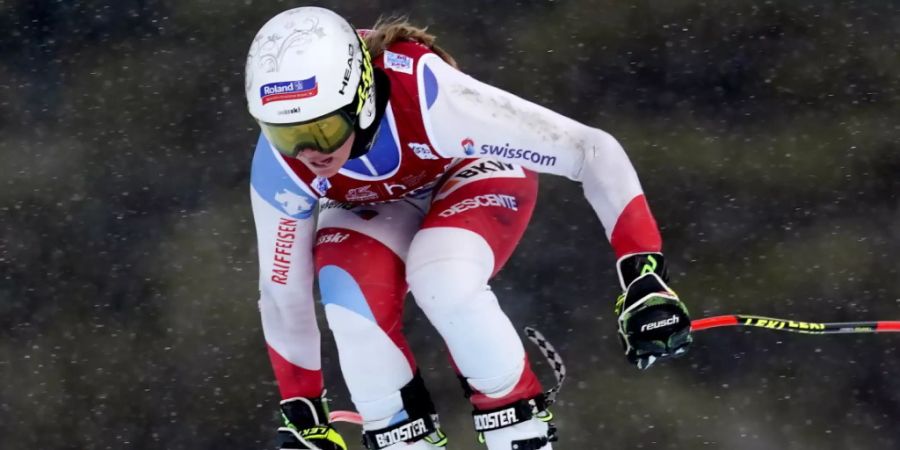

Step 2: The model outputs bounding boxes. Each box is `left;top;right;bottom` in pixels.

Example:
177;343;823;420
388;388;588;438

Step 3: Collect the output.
277;396;347;450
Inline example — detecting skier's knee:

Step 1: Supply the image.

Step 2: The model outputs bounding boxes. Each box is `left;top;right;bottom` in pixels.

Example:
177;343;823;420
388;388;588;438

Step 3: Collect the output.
406;227;494;316
408;258;485;316
323;302;381;337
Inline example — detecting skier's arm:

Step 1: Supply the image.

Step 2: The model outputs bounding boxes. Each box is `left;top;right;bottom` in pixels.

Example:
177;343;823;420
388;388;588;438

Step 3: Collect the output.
419;55;692;368
250;135;325;394
418;54;658;258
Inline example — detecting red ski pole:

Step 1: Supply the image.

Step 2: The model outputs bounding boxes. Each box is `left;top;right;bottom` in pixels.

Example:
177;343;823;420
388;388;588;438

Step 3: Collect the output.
691;314;900;334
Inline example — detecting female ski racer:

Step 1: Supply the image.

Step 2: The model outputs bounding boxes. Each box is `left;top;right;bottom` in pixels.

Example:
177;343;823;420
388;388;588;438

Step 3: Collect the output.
245;6;692;450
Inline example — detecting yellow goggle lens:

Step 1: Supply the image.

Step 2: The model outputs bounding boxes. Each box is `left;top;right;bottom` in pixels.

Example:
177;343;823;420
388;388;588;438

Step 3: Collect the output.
261;112;353;156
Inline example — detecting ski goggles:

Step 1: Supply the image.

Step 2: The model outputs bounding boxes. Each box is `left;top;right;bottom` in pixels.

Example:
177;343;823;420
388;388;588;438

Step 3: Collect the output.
260;110;354;157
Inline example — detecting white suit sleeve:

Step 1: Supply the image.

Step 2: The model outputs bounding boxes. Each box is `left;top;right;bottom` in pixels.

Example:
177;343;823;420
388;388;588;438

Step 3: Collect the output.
249;134;322;373
417;54;661;255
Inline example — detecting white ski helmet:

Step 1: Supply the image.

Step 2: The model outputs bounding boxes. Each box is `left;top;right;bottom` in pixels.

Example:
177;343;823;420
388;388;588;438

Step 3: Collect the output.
245;7;375;156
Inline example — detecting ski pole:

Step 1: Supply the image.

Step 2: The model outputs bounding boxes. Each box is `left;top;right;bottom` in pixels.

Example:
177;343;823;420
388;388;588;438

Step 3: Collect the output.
329;410;363;424
691;314;900;334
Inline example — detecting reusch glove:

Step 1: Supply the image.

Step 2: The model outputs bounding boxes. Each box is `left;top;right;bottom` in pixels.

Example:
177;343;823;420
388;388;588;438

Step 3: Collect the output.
278;396;347;450
615;253;692;370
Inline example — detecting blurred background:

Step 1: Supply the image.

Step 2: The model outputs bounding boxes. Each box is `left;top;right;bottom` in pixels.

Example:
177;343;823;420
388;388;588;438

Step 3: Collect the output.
1;0;898;449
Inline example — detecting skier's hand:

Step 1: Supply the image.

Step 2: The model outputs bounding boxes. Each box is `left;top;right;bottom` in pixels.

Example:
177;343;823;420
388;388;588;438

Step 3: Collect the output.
277;397;347;450
615;254;692;370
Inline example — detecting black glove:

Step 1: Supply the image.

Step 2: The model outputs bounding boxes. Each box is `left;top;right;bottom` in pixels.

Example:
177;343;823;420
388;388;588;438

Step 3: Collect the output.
277;396;347;450
615;253;692;370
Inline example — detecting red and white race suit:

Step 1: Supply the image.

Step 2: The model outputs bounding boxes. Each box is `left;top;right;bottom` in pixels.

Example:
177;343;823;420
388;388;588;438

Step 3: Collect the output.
249;40;661;433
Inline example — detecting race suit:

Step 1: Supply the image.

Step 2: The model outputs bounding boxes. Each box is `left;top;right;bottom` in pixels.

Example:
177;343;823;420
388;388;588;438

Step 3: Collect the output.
250;40;661;427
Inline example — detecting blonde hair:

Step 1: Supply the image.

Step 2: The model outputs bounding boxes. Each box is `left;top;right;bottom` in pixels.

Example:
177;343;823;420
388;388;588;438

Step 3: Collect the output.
364;17;458;68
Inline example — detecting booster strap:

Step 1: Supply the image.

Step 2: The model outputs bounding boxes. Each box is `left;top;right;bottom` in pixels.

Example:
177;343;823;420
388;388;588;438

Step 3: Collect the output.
362;414;437;450
471;395;548;433
363;371;442;449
